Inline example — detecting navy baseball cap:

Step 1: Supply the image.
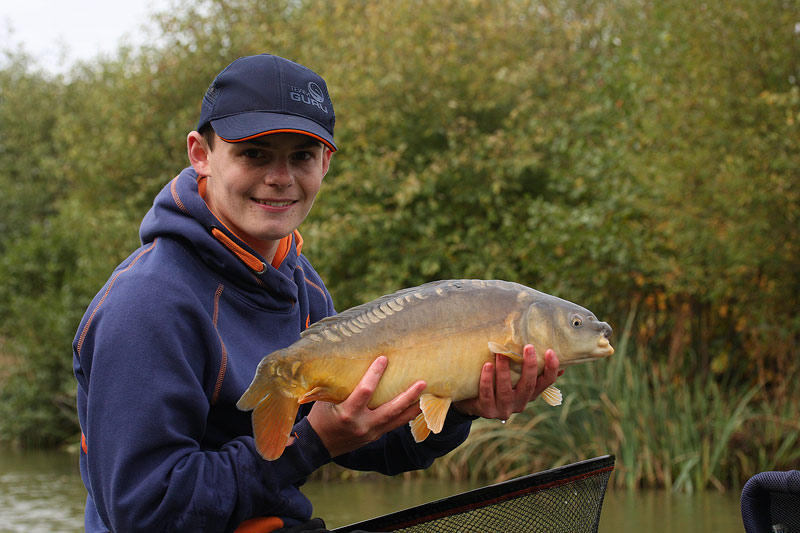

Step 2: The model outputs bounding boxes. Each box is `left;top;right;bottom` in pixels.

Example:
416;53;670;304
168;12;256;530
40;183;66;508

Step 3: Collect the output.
198;54;337;151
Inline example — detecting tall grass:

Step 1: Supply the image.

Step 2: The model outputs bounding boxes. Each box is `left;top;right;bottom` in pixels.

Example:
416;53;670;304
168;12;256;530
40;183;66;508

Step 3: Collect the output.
429;306;800;491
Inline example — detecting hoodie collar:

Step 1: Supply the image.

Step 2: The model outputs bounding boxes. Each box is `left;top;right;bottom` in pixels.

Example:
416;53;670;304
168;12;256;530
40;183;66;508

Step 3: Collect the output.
140;168;304;305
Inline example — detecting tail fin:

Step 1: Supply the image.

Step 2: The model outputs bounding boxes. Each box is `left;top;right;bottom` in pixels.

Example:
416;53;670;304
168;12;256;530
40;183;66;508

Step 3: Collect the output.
237;353;299;460
251;390;299;460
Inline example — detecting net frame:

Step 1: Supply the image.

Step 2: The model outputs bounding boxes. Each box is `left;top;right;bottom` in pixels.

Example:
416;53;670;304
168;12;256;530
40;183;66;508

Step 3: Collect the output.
333;455;615;533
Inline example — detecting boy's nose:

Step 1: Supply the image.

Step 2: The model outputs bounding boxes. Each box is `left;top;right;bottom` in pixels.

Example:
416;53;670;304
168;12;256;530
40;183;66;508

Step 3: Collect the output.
265;163;293;188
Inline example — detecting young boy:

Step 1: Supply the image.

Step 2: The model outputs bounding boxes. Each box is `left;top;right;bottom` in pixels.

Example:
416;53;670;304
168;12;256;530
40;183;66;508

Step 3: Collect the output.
73;53;560;533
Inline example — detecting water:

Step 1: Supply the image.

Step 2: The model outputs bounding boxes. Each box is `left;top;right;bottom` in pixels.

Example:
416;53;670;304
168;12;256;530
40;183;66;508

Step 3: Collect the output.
306;479;745;532
0;449;86;532
599;489;744;533
0;449;744;532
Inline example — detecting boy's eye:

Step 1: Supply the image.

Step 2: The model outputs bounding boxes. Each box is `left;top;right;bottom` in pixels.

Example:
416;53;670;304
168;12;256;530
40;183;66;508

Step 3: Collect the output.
292;151;313;161
243;149;263;158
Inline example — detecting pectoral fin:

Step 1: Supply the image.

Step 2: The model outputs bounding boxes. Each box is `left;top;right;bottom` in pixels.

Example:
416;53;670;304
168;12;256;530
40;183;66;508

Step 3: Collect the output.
298;386;337;404
410;413;430;442
488;341;524;363
540;385;562;406
250;391;300;460
410;394;453;442
419;393;452;435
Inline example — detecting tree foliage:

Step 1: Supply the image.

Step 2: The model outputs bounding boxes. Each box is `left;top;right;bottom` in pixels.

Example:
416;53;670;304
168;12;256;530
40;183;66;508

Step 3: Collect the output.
0;0;797;457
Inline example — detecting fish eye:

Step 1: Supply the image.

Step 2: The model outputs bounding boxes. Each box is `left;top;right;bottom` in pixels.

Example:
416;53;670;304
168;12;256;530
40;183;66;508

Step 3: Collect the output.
571;315;583;327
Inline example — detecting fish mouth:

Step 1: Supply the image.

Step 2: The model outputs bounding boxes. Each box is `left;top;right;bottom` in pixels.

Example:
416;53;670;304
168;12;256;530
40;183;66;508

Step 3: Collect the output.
562;338;614;366
593;337;615;357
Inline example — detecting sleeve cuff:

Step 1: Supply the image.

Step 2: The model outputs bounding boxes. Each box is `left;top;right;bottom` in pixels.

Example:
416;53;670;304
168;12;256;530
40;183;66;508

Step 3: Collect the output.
445;407;479;424
286;416;332;470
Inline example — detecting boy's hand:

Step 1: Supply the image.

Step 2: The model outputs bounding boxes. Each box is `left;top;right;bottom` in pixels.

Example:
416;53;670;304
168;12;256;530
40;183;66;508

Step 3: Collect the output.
453;344;562;421
305;356;425;458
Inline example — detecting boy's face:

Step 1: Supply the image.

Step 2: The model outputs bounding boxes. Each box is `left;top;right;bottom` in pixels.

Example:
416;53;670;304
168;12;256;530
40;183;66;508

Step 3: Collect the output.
188;132;332;262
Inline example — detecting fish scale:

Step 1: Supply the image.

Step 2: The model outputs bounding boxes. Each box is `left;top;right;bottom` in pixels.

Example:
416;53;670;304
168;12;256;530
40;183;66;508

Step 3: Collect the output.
237;279;614;460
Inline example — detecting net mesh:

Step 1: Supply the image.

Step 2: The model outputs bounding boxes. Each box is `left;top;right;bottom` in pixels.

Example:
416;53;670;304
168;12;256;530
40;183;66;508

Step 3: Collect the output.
741;470;800;533
334;455;614;533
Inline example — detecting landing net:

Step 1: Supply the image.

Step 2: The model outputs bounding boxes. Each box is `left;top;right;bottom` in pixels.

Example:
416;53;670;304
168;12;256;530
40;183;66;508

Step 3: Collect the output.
334;454;615;533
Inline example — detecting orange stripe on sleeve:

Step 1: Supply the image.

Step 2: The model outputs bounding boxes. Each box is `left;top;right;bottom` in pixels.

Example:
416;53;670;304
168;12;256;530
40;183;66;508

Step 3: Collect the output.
234;516;284;533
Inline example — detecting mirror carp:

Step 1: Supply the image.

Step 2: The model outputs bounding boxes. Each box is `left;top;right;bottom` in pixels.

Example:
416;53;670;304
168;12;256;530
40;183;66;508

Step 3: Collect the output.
237;279;614;460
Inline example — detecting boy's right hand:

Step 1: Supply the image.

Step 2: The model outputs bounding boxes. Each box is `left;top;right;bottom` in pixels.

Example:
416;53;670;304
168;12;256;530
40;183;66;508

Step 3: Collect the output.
305;356;426;458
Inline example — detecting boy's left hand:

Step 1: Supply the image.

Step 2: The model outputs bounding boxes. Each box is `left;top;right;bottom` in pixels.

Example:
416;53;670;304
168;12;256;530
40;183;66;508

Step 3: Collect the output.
453;344;562;421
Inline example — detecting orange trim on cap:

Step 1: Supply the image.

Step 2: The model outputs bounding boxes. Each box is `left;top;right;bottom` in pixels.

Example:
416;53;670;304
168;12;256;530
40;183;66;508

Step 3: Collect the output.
81;432;88;454
219;129;337;152
234;516;284;533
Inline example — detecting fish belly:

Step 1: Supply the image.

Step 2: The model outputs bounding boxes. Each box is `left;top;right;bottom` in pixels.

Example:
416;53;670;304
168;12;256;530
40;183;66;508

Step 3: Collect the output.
367;335;495;407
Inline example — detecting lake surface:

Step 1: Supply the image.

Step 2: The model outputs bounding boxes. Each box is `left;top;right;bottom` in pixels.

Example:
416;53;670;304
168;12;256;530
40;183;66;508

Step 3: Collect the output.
0;449;744;532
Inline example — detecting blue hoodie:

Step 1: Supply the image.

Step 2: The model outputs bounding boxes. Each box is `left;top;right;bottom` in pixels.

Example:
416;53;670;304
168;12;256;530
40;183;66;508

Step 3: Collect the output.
73;168;473;532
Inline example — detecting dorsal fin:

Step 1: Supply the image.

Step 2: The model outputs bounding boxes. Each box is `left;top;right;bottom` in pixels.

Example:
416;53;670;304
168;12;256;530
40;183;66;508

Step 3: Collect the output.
299;280;524;339
301;281;461;338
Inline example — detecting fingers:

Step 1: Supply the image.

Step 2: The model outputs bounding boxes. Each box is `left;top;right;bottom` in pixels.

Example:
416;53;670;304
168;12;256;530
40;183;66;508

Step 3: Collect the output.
495;352;526;420
344;356;425;420
375;379;426;426
452;344;564;420
489;345;561;420
309;357;426;458
347;372;425;444
494;351;513;403
533;349;559;397
344;355;388;409
478;362;495;405
511;344;540;412
453;361;494;418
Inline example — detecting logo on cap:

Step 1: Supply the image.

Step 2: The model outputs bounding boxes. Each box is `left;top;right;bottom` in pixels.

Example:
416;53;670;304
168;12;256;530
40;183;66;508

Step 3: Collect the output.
289;83;329;114
307;82;325;103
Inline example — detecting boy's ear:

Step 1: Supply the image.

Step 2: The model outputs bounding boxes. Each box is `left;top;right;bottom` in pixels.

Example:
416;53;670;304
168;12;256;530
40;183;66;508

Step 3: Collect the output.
187;131;211;176
321;147;333;178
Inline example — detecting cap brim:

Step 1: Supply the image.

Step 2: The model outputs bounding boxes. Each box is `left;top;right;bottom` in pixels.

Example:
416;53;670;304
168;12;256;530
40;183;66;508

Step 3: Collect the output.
211;112;337;152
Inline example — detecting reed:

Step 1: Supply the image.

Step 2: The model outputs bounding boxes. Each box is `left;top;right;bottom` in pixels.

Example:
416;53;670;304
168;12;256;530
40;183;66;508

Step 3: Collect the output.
430;307;800;491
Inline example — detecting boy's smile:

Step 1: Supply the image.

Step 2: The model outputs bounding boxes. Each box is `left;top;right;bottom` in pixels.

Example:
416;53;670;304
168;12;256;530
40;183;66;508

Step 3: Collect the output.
188;131;332;263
